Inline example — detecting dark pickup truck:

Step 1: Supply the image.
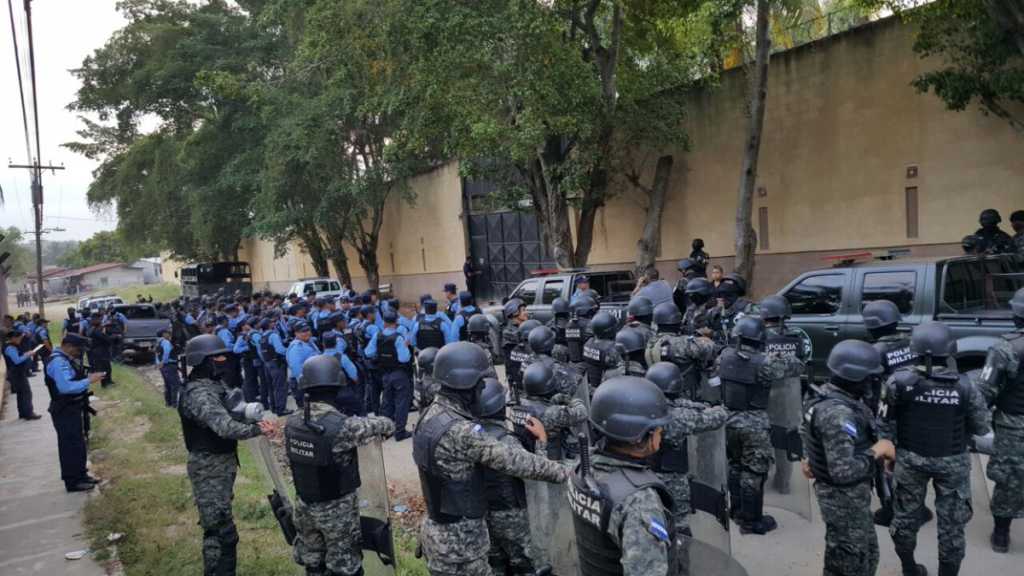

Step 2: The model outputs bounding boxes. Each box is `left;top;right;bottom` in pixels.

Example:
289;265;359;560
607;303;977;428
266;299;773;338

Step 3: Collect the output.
779;253;1022;379
114;304;172;363
485;269;638;326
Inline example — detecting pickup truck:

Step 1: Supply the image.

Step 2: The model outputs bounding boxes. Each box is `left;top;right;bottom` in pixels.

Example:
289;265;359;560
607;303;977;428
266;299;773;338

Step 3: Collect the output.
485;269;638;326
780;253;1022;380
113;304;171;363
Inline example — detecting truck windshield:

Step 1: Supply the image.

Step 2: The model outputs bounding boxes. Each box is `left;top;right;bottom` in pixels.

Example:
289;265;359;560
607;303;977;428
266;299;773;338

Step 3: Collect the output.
939;257;1024;314
588;272;636;303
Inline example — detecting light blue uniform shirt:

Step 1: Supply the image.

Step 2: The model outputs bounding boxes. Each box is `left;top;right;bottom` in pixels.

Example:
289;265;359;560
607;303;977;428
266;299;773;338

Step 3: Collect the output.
217;327;235;349
364;327;412;364
156;338;176;365
46;351;90;395
286;339;321;381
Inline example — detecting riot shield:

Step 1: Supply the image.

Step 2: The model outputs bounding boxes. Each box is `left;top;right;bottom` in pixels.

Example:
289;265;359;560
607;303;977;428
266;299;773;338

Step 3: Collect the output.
248;437;298;545
764;332;812;521
687;539;750;576
687;425;731;555
356;438;397;575
525;477;577;574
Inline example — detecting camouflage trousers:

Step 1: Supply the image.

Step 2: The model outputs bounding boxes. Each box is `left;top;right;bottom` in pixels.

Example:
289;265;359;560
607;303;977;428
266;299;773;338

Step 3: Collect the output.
486;508;534;575
186;452;239;576
662;473;693;576
891;451;973;564
726;413;774;498
420;517;492;576
292;492;362;575
987;425;1024;519
815;481;879;576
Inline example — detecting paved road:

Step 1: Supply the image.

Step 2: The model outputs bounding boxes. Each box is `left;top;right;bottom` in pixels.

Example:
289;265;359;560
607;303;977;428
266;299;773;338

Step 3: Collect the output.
0;372;106;576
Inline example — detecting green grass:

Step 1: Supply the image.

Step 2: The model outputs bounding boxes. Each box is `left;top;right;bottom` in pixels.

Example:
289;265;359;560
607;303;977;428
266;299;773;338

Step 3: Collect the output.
109;282;182;304
83;364;427;575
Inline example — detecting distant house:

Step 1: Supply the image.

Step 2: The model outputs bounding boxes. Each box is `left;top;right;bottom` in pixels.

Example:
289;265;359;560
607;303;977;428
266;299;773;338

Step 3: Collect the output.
133;258;163;284
53;262;145;294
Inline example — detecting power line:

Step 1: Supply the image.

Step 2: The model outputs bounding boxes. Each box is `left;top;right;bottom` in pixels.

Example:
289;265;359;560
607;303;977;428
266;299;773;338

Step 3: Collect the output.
6;0;32;163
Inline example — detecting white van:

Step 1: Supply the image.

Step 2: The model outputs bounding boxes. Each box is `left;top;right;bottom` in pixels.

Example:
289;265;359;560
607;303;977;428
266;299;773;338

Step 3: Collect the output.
288;278;343;299
77;295;125;311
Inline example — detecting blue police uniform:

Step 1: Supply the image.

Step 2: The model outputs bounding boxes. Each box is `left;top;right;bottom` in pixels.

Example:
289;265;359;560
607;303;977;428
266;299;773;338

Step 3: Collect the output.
447;305;479;342
232;332;260;403
45;349;92;488
4;341;36;418
266;331;290;415
365;327;413;437
286;338;320;408
155;336;181;407
250;330;269;408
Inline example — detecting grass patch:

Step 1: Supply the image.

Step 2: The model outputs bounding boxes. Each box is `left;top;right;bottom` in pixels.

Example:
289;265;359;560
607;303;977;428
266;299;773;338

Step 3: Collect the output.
84;364;427;575
109;282;181;304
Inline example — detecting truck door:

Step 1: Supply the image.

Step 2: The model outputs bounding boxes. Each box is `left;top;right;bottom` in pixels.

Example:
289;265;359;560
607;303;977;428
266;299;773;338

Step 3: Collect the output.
845;268;924;343
532;277;566;325
782;272;851;381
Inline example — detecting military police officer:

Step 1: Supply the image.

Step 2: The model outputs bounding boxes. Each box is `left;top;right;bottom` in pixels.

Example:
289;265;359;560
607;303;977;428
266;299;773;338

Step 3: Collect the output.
582;311;622;389
645;302;716;402
524;325;583;397
546;297;572;362
501;298;529;391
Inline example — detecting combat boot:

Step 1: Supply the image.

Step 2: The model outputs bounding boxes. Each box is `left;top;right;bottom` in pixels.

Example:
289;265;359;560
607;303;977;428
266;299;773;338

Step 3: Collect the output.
937;561;960;576
896;547;927;576
991;516;1011;553
738;487;777;535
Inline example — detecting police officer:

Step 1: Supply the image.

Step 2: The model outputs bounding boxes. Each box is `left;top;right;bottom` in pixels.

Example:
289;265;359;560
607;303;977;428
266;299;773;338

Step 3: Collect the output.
645;302;716;402
525;325;584;398
1011;210;1024;254
624;296;655;346
546;297;572;362
880;323;991;576
413;342;569;576
449;291;481;342
802;341;895;576
265;315;291;416
288;321;321;410
709;274;757;344
501;298;529;391
442;283;460;320
682;278;715;337
365;308;413;441
613;328;648;377
511;319;542;387
646;362;729;552
415;299;452;351
467;314;497;365
571;275;601;305
475;377;540;575
156;328;182;407
87;314;115;387
717;316;802;534
44;333;104;491
975;208;1015;254
286;355;394;576
3;330;41;420
672;259;702;313
415;347;442;410
566;296;598;370
976;287;1024;553
232;320;260;402
582;311;622;389
569;375;675;576
62;307;79;337
178;334;274;575
512;362;588;461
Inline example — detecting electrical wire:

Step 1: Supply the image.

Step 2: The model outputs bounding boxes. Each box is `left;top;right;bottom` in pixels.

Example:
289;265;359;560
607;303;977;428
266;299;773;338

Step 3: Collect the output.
6;0;33;164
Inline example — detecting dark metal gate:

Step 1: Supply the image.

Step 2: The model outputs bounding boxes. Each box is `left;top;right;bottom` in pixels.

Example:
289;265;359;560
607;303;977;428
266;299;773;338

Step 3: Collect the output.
465;180;555;302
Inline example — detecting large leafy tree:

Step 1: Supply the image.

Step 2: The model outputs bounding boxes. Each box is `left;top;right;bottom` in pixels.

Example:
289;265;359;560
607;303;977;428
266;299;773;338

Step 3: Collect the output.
58;230;153;269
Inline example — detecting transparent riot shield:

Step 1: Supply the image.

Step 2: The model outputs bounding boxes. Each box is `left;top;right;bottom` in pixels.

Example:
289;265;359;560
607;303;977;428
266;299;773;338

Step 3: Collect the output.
356;438;396;575
686;425;731;555
687;539;750;576
764;332;812;521
248;437;298;545
526;477;577;574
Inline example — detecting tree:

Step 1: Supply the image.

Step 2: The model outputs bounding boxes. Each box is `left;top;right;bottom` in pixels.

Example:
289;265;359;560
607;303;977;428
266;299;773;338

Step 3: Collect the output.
58;230;152;269
0;227;35;318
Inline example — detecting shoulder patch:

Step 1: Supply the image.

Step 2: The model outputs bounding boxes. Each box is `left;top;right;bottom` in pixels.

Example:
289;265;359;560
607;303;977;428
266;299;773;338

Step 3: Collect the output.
649;518;670;542
472;424;484;434
841;421;858;439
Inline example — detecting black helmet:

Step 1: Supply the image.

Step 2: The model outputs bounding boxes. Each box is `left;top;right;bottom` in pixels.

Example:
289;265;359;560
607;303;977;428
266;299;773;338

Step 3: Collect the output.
677;258;696;273
862;300;901;330
685;277;712;298
910;322;956;358
468;314;492;336
185;334;230;367
717;274;747;297
628;297;654;321
734;316;766;347
518;319;542;343
590;311;617;339
523;361;556;397
653;302;682;330
615;328;646;355
503;298;525;319
418;347;439;373
381;307;399;323
827;340;883;382
571;296;599;318
759;295;791;322
423;299;438;315
589;376;670;443
692;238;705;250
458;291;474;306
528;325;556;355
434;342;491;390
1010;287;1024;319
300;355;343;390
475;377;507;418
980;208;1002;227
646;361;685;398
552;297;571;318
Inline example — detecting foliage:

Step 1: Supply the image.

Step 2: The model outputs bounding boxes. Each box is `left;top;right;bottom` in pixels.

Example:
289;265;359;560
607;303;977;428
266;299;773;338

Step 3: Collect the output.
0;227;34;279
58;230;155;269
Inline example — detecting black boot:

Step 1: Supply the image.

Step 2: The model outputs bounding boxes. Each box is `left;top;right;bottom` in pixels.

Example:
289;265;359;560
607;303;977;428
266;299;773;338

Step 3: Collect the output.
937;561;960;576
992;516;1012;553
728;471;742;520
739;481;777;535
216;527;238;576
896;546;927;576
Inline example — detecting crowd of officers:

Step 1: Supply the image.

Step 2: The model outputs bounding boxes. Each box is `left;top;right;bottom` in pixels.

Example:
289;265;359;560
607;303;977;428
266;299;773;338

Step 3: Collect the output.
12;255;1022;576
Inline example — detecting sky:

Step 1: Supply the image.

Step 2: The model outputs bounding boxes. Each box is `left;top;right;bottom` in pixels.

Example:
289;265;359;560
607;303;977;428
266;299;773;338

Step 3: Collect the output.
1;0;126;242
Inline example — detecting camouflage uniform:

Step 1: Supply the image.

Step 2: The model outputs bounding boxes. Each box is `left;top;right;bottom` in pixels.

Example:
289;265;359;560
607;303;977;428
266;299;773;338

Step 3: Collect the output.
416;394;569;576
535;394;588;442
659;400;729;534
288;402;394;574
709;300;757;344
178;379;262;575
801;384;880;576
418;374;445;410
522;354;583;398
545;317;571;363
485;430;537;575
682;301;713;337
645;335;717;399
880;366;991;567
501;323;523;389
607;359;647;378
623;321;655;346
977;337;1024;519
1014;231;1024;255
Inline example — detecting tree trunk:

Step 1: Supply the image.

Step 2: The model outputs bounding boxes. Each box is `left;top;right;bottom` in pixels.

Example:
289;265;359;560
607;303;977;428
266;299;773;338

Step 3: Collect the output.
633;155;675;275
529;144;576;269
734;0;771;291
324;233;353;287
357;246;379;291
0;270;9;319
298;231;330;278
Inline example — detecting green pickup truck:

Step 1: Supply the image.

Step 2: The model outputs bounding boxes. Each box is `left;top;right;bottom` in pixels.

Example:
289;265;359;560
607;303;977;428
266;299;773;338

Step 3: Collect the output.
779;253;1022;379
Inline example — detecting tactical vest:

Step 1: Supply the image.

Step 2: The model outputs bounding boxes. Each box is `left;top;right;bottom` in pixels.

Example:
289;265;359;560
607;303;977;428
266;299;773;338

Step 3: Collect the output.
285;411;361;503
66;319;81;335
583;338;618;387
804;393;875;485
649;436;689;474
509;344;532;386
179;384;238;455
2;345;28;381
549;317;569;346
458;308;479;342
417;317;446;350
875;337;916;376
566;319;590;363
479;421;527;511
765;331;800;361
510;398;564;460
413;409;486;523
893;370;970;457
996;334;1024;415
377;332;401;370
43;350;88;407
569;462;676;576
720;348;769;411
261;332;285;361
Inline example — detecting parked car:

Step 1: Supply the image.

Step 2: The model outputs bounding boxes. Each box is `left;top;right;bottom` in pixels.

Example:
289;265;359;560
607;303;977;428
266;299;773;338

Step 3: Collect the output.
112;304;171;363
485;268;637;327
78;295;125;312
287;278;345;300
780;252;1022;381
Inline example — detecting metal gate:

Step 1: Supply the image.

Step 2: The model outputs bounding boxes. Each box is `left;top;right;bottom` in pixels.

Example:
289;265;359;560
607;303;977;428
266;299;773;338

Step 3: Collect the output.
465;180;555;302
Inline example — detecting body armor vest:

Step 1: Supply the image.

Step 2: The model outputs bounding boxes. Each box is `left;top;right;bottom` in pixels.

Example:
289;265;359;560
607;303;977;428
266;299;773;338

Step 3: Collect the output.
549;317;569;346
43;350;88;407
377;332;401;370
479;421;528;511
3;345;28;380
566;319;590;363
893;370;970;457
510;398;565;460
417;317;446;350
583;338;618;387
875;337;916;376
720;348;769;411
261;332;285;361
804;393;875;485
997;334;1024;415
413;409;486;523
179;384;237;454
569;462;676;576
650;436;689;474
458;309;479;342
286;411;361;503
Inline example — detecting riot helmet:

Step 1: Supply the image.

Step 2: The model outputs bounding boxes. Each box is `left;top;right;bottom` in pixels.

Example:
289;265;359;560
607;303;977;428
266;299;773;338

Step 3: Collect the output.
423;299;439;315
646;362;685;399
527;325;556;356
677;258;696;274
734;316;767;349
910;322;956;360
523;361;557;397
300;355;343;390
615;327;646;356
589;376;670;444
503;298;526;320
417;347;439;376
685;278;712;305
551;297;571;318
979;208;1002;228
827;340;883;383
590;311;618;339
185;334;230;367
468;314;492;337
571;295;599;319
475;377;507;418
518;319;542;346
862;299;901;338
653;302;682;333
628;297;654;324
961;234;980;255
433;342;491;390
